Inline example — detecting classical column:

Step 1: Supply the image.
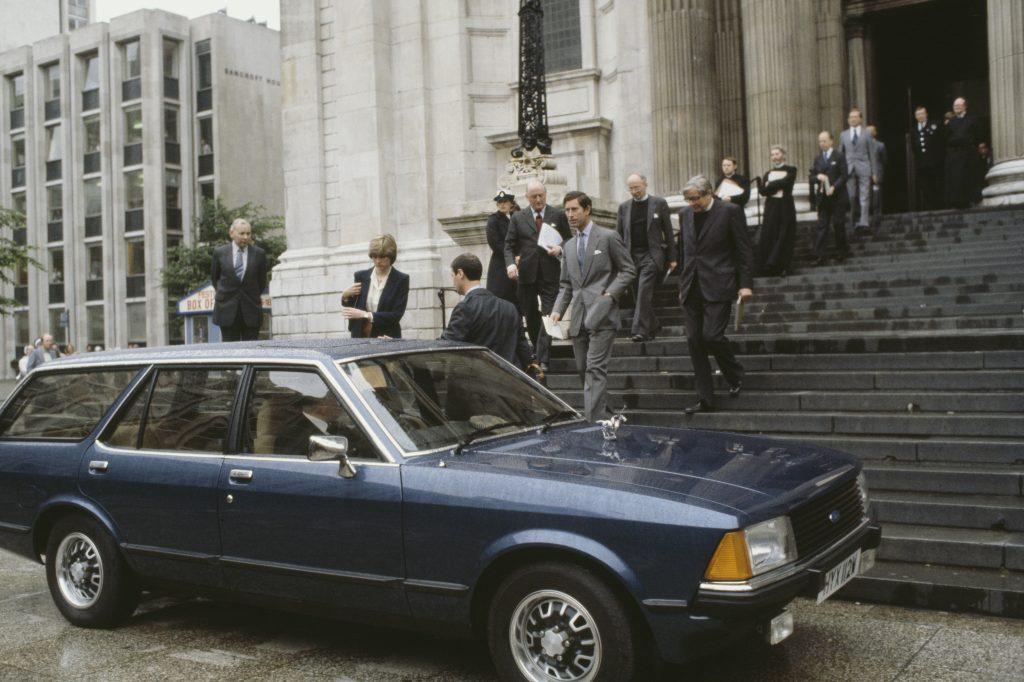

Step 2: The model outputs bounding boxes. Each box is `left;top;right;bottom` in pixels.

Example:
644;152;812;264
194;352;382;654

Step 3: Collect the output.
715;0;747;171
741;0;820;218
982;0;1024;205
648;0;720;193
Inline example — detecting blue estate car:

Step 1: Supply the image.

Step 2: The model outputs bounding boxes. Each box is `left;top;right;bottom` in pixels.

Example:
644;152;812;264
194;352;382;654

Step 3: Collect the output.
0;340;879;681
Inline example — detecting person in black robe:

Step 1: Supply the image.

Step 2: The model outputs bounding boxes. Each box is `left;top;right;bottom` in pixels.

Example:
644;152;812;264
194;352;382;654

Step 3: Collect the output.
944;98;984;209
756;145;797;276
485;190;519;304
715;156;751;209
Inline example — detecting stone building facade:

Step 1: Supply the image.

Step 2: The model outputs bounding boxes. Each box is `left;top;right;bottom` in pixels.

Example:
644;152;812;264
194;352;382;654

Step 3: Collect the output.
0;10;281;366
0;0;94;54
274;0;1023;340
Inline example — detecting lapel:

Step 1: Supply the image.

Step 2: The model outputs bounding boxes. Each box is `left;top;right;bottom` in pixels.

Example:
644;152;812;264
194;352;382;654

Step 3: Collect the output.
623;202;632;249
696;203;719;245
582;227;599;281
379;271;398;310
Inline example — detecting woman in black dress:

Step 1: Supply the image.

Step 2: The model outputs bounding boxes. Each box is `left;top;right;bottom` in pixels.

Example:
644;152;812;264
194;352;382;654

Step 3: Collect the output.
485;189;519;304
757;145;797;276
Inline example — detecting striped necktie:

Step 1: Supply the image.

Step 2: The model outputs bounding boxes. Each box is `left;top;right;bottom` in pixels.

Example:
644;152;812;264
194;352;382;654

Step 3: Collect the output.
234;248;244;280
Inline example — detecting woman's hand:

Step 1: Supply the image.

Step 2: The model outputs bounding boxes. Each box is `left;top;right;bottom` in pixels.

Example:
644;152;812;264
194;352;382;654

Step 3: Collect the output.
341;306;369;320
342;282;362;300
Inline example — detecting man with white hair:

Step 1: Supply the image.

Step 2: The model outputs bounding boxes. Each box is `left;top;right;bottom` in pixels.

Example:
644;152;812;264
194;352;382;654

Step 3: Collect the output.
944;97;984;209
211;218;268;341
25;334;60;373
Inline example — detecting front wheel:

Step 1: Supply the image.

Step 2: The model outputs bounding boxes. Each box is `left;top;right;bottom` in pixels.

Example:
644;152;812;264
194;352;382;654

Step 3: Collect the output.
487;561;644;682
45;515;139;628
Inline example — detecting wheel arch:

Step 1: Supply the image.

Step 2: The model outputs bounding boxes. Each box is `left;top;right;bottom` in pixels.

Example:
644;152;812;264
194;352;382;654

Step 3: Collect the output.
32;497;122;559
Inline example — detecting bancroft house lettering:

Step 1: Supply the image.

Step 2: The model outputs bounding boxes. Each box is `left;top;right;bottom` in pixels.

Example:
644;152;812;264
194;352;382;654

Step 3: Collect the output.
223;67;280;86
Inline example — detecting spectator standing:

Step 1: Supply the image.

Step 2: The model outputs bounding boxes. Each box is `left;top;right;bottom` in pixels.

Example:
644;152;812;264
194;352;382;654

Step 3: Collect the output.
676;176;753;414
867;124;887;220
551;191;635;422
485;190;519;305
756;145;797;276
912;106;944;210
615;173;677;343
341;234;409;338
839;108;879;232
809;131;850;266
944;97;984;209
16;344;33;379
716;157;751;209
25;334;61;373
211;218;268;341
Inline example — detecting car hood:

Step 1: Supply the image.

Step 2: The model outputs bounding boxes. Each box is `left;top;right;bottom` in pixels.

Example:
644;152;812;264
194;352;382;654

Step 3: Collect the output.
453;423;859;517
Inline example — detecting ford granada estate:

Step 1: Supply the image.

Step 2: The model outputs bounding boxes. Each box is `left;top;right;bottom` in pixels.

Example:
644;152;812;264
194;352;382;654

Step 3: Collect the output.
0;340;879;682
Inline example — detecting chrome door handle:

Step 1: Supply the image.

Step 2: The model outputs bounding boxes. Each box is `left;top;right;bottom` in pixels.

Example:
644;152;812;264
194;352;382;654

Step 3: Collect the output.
229;469;254;482
88;460;108;473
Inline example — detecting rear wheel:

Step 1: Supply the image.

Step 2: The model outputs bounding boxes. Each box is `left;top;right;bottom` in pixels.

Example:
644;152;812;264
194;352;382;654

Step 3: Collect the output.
487;561;643;682
45;515;139;628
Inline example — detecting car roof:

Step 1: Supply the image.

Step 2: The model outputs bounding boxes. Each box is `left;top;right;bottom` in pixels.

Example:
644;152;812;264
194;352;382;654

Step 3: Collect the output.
37;339;479;370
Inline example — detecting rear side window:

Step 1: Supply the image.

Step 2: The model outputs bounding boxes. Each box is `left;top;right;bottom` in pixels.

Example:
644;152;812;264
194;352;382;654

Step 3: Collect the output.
102;367;241;452
0;369;141;440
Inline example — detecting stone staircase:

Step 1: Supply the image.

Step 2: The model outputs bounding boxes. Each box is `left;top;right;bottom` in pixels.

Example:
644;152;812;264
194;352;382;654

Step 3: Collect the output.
547;206;1024;618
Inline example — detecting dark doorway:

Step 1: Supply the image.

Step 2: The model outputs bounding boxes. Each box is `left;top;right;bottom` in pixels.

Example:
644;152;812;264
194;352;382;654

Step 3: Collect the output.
868;0;989;212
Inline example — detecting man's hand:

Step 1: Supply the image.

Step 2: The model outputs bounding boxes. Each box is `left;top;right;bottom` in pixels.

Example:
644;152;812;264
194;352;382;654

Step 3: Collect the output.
549;312;562;323
546;245;562;257
507;264;519;281
722;196;732;203
667;261;677;271
738;288;753;302
817;173;828;183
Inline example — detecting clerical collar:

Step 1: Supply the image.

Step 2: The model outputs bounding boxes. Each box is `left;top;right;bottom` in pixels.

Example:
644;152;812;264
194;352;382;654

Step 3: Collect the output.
773;163;785;168
633;195;649;202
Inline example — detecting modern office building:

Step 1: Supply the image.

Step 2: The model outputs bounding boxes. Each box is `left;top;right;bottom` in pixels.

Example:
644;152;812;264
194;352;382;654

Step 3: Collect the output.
0;0;94;53
0;9;282;370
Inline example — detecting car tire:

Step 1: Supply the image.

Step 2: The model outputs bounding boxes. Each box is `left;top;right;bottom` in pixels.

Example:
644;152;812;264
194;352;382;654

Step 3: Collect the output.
487;561;644;682
45;515;139;628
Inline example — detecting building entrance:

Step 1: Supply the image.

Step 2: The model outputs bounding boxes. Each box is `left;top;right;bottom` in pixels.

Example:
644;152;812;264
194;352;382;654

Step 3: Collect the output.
866;0;989;212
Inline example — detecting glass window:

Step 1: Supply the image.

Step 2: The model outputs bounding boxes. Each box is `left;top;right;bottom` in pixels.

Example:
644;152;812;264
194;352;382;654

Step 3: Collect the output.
0;370;140;441
49;249;64;283
15;261;28;286
84;178;102;216
68;0;89;29
141;368;241;451
123;39;141;80
10;74;24;109
164;107;178;142
124;106;142;144
198;117;213;154
199;181;214;201
48;310;63;338
15;311;28;344
87;305;105;347
47;186;63;222
12;192;26;216
84;115;101;154
126;239;144;275
83;54;100;91
127;301;146;341
88;245;103;279
163;39;179;78
341;350;573;453
543;0;582;74
12;136;26;168
165;170;181;208
245;369;376;459
196;45;212;90
46;124;62;161
44;63;60;101
125;170;144;210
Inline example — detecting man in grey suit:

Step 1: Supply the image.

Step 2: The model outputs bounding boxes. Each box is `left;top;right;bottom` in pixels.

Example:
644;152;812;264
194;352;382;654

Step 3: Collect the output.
616;173;677;343
839;108;879;232
551;191;635;422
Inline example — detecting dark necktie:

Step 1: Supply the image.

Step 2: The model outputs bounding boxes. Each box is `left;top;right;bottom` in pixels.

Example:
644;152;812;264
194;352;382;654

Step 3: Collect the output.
853;129;859;145
577;230;587;271
535;212;542;231
234;248;244;280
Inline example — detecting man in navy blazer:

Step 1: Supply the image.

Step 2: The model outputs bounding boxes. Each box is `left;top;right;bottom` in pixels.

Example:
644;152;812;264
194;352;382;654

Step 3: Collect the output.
809;131;850;266
677;176;754;414
211;219;268;341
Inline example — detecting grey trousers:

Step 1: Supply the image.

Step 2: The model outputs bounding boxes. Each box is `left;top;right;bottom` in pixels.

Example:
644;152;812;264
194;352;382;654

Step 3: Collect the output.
630;250;660;337
847;165;872;227
572;327;617;422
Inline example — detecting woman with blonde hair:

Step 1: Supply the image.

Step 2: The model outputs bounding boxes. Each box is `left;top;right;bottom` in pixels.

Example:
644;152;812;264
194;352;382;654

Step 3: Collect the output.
341;234;410;338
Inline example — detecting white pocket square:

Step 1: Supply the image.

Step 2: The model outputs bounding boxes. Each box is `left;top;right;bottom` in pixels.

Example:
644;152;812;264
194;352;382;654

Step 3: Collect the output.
594;249;602;255
653;213;659;218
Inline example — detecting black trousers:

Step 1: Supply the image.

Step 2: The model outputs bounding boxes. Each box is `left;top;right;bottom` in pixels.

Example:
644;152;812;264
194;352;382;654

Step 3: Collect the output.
219;309;261;342
518;277;558;365
915;165;943;210
814;196;849;259
682;286;744;405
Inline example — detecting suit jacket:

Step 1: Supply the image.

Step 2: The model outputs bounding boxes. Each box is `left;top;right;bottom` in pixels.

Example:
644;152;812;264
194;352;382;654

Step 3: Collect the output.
873;139;888;183
945;113;983;151
677;200;754;303
912;120;944;168
211;242;268;329
839;126;879;177
715;173;751;208
809;150;849;208
25;346;61;373
504;205;572;285
553;225;635;337
440;287;531;366
485;211;517;302
344;267;409;338
615;194;678;269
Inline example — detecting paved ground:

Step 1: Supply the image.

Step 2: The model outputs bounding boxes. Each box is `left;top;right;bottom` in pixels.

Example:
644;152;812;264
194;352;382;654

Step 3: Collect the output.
1;549;1021;681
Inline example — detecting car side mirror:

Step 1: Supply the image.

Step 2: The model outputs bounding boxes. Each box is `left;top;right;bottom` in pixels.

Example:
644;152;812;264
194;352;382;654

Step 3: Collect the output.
308;435;356;479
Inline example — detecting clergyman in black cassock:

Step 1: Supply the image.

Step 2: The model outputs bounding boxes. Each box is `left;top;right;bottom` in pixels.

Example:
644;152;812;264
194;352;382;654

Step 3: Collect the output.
756;146;797;277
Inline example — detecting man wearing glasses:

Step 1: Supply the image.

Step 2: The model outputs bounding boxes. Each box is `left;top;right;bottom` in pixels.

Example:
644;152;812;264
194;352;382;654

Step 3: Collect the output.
676;175;754;414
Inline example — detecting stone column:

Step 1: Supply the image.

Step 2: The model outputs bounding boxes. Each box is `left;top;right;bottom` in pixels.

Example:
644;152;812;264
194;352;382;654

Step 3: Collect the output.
648;0;720;193
741;0;820;220
714;0;747;171
982;0;1024;205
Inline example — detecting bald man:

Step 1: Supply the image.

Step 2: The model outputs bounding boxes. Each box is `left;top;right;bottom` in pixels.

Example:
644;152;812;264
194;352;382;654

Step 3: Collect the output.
944;97;984;209
212;218;268;341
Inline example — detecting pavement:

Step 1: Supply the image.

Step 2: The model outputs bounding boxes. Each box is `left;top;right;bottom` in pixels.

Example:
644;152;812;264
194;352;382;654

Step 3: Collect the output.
1;549;1021;681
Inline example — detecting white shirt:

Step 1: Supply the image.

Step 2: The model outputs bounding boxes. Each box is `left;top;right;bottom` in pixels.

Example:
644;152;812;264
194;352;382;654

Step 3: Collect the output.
232;243;248;278
464;284;483;296
367;267;391;313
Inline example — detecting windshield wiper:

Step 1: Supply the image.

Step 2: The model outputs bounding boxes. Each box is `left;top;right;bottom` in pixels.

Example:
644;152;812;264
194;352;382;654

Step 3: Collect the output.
454;420;528;454
539;409;582;433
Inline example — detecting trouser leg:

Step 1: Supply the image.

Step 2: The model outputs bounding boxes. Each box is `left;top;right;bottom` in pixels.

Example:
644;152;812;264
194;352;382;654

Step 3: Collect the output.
518;283;541;354
814;205;832;258
703;299;743;389
631;251;658;337
535;276;559;366
683;291;714;404
583;328;616;421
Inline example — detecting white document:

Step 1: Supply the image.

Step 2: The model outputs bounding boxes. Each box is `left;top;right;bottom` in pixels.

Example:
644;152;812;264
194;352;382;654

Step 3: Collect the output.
537;223;563;250
717;178;745;198
767;170;788;183
542;315;568;340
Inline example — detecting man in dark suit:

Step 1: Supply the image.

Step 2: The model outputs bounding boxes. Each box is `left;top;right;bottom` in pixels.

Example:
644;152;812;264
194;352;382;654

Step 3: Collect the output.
839;107;879;231
504;180;572;371
867;125;886;220
551;191;635;422
616;173;677;342
945;97;984;209
809;131;850;266
912;106;944;210
441;253;532;367
716;157;751;209
677;175;754;414
212;218;268;341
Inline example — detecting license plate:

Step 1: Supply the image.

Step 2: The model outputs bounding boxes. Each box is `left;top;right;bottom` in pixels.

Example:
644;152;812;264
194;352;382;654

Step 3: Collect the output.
816;548;861;604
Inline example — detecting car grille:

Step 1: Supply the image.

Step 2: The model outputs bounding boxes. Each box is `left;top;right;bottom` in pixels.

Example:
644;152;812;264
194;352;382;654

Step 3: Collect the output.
790;479;865;559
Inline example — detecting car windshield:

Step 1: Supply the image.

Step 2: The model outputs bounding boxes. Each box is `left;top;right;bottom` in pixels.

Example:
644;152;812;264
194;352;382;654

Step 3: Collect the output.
339;349;578;453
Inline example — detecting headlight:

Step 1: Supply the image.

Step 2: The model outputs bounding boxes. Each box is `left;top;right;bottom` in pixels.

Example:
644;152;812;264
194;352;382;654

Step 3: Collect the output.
704;516;798;581
856;471;870;511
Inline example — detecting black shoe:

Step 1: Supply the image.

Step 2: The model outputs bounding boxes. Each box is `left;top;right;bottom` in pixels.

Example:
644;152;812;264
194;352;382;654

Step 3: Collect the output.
684;400;715;415
729;381;743;398
631;334;644;343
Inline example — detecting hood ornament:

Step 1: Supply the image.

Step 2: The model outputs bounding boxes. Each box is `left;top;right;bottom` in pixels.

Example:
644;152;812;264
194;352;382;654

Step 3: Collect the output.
598;409;628;441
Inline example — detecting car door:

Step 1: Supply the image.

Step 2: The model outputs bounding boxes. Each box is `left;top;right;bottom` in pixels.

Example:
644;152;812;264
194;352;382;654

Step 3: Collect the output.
216;365;406;617
81;365;243;588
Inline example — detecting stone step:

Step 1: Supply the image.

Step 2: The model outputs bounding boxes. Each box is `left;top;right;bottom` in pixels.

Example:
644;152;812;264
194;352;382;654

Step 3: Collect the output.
871;491;1024;532
861;462;1024;496
840;559;1024;618
779;435;1024;466
875;523;1024;570
753;258;1024;289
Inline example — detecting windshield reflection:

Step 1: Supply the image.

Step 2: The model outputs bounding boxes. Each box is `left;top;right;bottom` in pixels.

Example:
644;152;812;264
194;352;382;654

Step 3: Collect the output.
340;350;576;453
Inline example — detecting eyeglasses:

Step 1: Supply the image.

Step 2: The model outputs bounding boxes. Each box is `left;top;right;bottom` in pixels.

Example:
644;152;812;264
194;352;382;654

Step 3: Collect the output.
683;195;704;203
